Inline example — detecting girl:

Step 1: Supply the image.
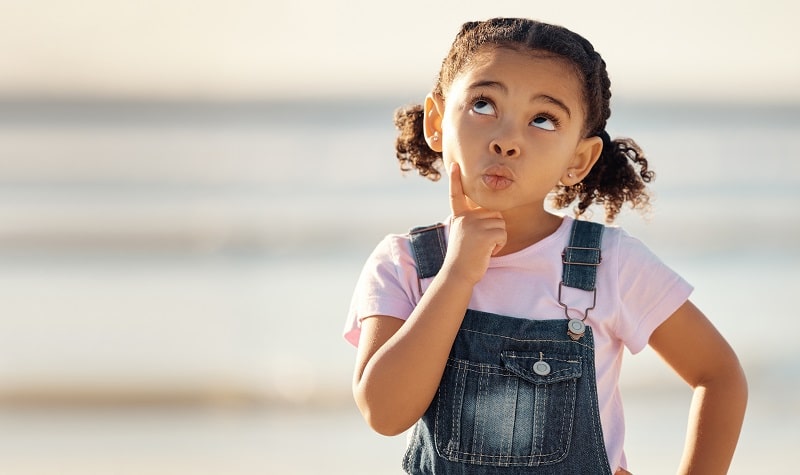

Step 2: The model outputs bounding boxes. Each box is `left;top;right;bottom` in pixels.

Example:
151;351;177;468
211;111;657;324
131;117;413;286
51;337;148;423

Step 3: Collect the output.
344;18;746;474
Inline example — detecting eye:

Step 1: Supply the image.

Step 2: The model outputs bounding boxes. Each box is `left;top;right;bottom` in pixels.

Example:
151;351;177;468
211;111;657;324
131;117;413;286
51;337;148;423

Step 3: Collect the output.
531;115;558;131
471;97;496;116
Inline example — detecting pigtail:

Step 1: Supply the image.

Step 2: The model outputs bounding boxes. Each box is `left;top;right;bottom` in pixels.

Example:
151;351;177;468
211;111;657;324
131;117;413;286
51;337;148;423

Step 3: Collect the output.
553;135;654;222
394;104;443;180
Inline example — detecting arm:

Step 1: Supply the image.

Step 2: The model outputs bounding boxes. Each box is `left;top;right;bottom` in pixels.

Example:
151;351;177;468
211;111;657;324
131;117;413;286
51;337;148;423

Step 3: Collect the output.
352;163;507;436
352;276;473;436
648;300;748;475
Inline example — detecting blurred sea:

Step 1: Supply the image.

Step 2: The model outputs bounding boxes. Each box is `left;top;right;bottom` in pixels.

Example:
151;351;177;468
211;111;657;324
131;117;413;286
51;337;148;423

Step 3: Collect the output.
0;98;797;474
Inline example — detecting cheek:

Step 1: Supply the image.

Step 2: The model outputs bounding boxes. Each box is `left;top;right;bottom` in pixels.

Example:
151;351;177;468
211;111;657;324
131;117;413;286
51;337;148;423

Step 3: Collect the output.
440;135;467;171
536;139;578;162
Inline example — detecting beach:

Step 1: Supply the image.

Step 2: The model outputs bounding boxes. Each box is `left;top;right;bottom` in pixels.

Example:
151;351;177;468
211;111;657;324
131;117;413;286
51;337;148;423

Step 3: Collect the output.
0;98;796;473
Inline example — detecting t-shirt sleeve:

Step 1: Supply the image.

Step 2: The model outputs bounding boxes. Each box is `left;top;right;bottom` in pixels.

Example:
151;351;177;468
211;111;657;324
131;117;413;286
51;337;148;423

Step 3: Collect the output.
613;230;694;354
342;234;418;347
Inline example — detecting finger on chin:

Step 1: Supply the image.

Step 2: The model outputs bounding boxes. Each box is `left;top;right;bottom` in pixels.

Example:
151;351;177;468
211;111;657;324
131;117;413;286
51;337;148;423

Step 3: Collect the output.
448;163;471;214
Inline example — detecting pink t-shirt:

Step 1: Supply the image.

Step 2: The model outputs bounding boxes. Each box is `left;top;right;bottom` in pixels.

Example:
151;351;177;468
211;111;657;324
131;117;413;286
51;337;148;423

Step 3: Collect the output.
343;215;692;471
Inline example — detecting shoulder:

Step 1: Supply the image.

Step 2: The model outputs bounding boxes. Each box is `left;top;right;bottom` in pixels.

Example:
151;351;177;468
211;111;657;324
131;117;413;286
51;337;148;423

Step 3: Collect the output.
344;230;419;347
597;223;694;352
346;224;446;335
358;222;447;289
594;221;692;303
599;224;672;271
368;226;432;266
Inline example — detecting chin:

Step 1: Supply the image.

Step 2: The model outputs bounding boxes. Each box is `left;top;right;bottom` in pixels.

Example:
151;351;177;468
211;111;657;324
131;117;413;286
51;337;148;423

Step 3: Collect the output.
467;196;506;212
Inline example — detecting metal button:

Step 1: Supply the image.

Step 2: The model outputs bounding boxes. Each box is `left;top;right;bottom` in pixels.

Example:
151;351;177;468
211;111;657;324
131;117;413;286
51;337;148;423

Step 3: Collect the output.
533;361;551;376
568;319;586;335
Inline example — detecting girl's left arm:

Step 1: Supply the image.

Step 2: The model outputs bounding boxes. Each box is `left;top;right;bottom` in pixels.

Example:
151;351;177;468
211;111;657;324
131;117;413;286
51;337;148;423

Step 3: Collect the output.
649;299;748;475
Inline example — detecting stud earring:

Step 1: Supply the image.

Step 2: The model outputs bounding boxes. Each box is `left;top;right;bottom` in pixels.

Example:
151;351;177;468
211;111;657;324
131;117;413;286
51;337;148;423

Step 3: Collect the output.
568;172;575;178
432;133;439;142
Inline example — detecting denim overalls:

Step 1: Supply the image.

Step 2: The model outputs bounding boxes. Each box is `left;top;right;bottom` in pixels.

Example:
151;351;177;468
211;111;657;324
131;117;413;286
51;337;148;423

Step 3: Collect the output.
402;220;613;475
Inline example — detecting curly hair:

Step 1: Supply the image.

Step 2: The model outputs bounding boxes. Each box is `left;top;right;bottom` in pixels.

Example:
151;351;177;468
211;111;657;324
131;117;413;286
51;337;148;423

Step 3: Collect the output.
394;18;654;222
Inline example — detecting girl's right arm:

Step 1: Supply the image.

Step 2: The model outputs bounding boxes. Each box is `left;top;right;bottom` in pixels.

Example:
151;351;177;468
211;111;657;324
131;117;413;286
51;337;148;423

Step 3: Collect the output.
352;164;507;436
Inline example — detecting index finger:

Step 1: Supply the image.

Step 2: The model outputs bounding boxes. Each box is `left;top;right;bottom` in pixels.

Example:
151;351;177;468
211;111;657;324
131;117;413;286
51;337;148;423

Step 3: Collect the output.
449;162;470;215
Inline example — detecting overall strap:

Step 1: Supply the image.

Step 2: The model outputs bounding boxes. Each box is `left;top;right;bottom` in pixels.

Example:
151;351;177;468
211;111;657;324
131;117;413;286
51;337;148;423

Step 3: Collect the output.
408;219;604;290
561;220;604;291
409;223;447;280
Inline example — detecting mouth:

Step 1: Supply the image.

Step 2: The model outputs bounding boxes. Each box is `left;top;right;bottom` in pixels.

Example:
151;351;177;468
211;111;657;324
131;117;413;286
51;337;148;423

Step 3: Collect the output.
481;165;514;190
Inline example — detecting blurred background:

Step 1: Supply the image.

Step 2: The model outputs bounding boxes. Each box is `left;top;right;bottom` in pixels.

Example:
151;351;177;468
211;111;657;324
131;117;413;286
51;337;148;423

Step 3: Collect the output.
0;0;798;473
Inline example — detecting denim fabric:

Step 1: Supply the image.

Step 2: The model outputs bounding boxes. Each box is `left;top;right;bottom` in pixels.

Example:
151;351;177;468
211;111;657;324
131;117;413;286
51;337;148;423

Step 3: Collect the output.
561;221;604;292
403;220;611;474
410;224;448;279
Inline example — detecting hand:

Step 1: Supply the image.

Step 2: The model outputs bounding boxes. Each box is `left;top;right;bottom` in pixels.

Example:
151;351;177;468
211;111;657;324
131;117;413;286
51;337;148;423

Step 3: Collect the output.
443;163;507;285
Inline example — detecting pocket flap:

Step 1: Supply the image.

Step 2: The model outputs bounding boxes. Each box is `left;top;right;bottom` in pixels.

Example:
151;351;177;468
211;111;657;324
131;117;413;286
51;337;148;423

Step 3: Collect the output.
501;351;582;384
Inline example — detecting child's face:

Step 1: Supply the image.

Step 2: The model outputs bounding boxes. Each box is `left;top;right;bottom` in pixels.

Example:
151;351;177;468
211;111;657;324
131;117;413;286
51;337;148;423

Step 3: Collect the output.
429;47;600;214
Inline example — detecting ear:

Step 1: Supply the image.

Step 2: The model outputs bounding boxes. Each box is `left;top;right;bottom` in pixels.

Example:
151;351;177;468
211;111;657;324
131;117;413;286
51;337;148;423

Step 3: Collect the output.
423;93;445;152
563;135;603;186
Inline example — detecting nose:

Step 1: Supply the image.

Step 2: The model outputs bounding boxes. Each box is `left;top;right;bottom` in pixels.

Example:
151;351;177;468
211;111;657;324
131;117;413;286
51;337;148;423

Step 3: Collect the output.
490;139;520;158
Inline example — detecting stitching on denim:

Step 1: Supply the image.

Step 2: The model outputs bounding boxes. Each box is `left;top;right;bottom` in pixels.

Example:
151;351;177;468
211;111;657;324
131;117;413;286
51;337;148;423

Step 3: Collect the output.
433;379;443;454
503;355;580;363
500;376;515;463
448;361;461;454
448;357;581;368
555;370;575;463
439;357;579;463
447;447;570;462
435;225;446;269
446;361;582;381
586;344;612;472
563;219;579;286
458;328;595;351
452;360;465;454
445;364;578;380
409;232;426;292
562;221;603;291
437;330;595;466
442;439;571;461
533;383;544;455
473;371;486;457
409;224;447;295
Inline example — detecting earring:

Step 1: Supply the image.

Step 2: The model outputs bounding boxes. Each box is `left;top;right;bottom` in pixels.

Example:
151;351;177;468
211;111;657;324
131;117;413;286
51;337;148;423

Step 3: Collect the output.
432;133;439;142
567;172;575;178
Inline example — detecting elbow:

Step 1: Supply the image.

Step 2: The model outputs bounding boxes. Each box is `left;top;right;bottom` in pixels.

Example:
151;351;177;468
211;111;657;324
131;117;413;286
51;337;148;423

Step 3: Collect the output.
723;363;749;413
695;358;749;405
353;384;415;436
730;357;749;396
362;408;414;437
736;361;749;404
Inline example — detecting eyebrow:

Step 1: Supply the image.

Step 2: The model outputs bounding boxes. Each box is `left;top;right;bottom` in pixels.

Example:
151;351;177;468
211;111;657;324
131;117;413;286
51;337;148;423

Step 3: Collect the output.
467;80;572;118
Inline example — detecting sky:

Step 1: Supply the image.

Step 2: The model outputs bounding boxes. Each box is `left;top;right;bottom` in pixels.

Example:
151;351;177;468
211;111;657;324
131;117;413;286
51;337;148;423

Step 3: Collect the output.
0;0;798;103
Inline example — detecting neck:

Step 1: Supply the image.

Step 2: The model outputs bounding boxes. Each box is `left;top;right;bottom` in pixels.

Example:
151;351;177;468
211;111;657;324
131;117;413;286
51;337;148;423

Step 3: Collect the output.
494;208;563;256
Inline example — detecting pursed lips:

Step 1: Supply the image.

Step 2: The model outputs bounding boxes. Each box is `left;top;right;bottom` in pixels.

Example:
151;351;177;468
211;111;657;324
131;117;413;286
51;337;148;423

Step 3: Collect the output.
481;164;515;190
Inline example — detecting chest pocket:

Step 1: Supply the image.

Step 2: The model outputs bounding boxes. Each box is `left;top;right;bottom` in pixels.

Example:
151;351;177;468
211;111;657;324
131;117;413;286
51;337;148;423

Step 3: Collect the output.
434;347;583;467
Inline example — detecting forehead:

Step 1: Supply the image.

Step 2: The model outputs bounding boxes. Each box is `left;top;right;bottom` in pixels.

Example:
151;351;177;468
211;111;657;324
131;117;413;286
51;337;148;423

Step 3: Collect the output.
448;46;586;110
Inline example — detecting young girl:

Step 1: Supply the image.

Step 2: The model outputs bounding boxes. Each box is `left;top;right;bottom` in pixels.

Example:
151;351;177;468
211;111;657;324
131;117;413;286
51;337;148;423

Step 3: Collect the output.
344;18;747;474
